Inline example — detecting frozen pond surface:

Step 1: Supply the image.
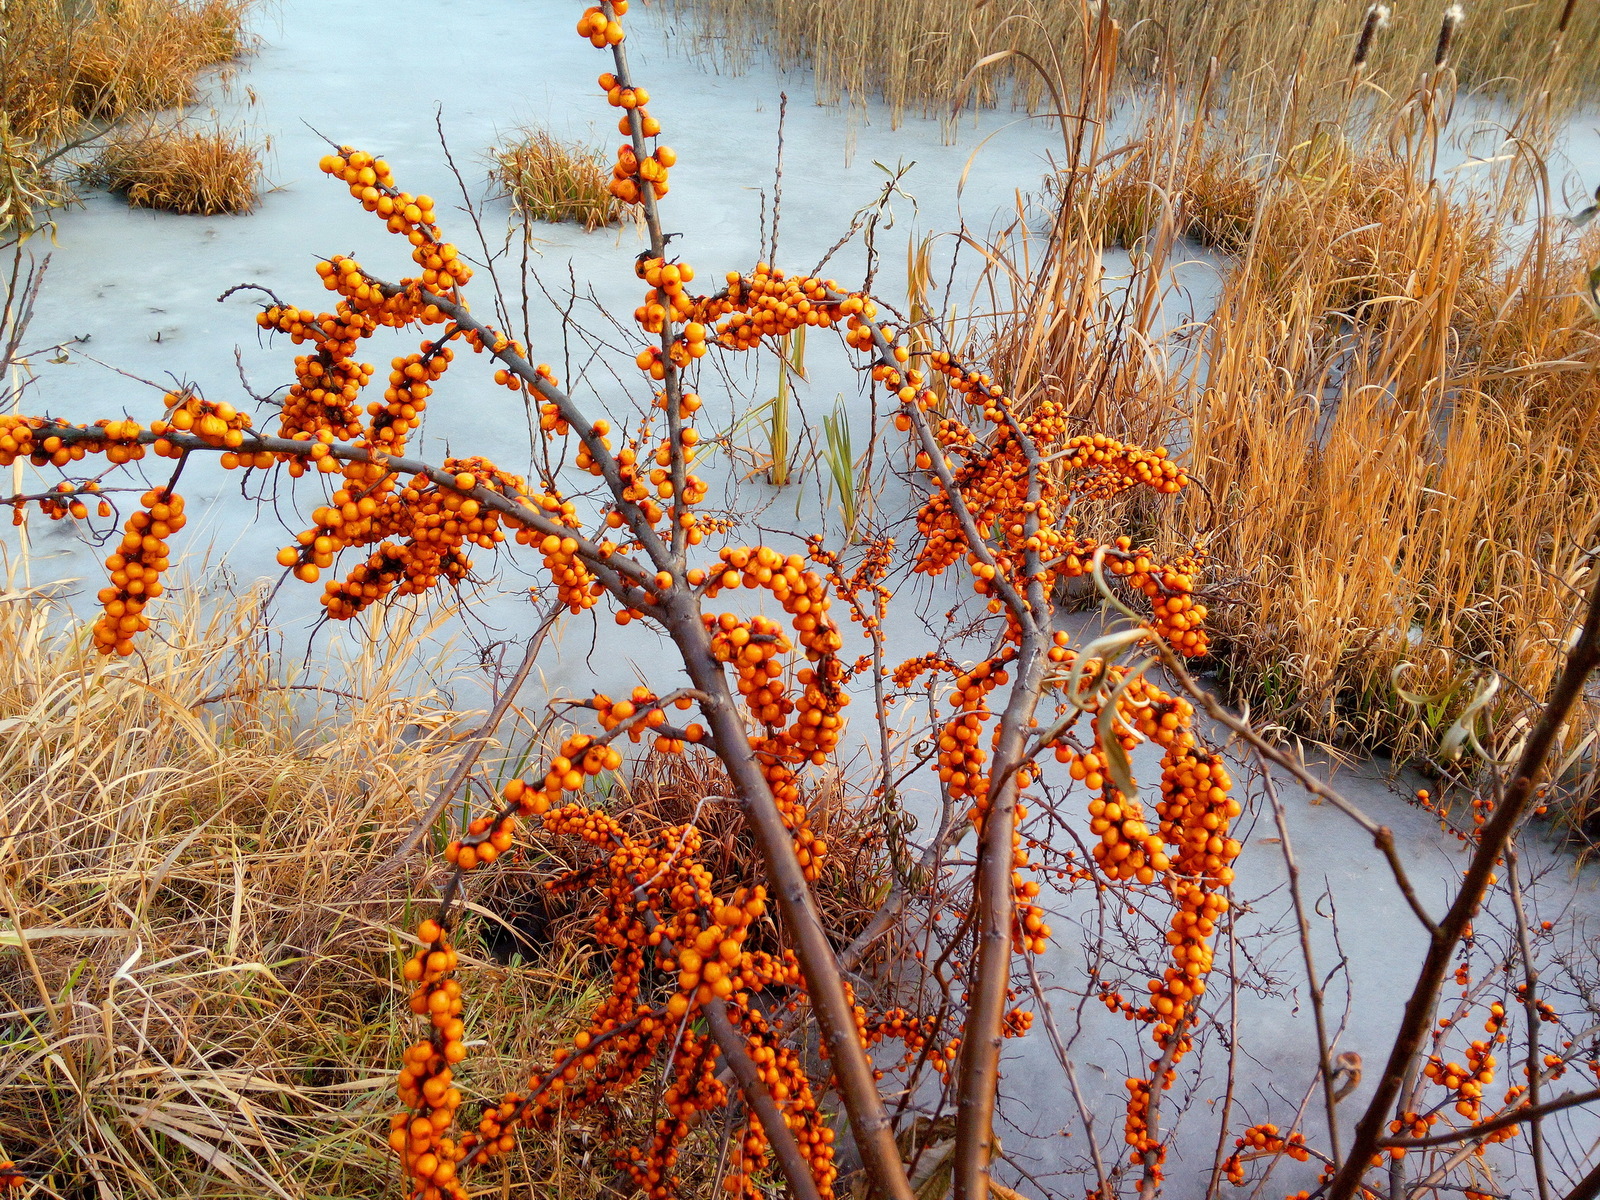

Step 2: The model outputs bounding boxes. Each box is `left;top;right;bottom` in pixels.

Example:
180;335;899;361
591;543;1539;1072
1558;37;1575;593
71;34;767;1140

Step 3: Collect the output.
7;0;1600;1195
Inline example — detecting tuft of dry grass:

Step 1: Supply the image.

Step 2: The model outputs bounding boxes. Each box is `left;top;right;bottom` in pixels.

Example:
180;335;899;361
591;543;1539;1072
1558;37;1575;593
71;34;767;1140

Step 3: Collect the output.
85;121;261;214
0;583;646;1198
0;0;253;230
492;129;626;231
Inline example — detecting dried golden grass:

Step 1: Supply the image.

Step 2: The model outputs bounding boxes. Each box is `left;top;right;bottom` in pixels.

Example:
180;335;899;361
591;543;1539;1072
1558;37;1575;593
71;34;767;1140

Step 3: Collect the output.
0;0;252;229
666;0;1600;124
972;67;1600;816
0;583;648;1197
493;129;626;231
87;121;261;214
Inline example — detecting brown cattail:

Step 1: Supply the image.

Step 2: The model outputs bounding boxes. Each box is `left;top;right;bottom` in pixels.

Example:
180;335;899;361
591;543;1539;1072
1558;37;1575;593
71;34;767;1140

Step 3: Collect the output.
1351;4;1390;70
1434;4;1464;68
1558;0;1578;35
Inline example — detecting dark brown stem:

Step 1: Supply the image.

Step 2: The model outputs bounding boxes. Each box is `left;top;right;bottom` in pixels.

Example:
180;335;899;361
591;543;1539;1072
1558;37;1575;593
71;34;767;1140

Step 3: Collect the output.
1562;1155;1600;1200
1327;570;1600;1200
1260;764;1342;1163
705;1001;824;1200
658;588;915;1200
1378;1086;1600;1149
951;628;1048;1200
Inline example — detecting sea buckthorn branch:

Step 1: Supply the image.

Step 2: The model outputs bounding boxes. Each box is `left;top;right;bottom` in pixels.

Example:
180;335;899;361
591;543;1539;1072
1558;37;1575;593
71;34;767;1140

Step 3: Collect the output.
1326;570;1600;1200
328;272;677;573
839;284;1051;1199
354;253;916;1196
602;15;694;560
1377;1085;1600;1149
651;586;917;1200
827;273;1230;1198
1146;633;1440;937
952;623;1050;1199
1258;765;1346;1165
1505;849;1553;1200
422;782;840;1199
4;420;656;594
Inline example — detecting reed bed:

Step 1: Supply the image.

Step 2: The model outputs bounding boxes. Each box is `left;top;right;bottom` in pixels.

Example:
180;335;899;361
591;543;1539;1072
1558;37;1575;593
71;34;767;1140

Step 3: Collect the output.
0;584;636;1198
952;29;1600;819
492;129;627;230
0;0;252;229
85;122;261;214
665;0;1600;125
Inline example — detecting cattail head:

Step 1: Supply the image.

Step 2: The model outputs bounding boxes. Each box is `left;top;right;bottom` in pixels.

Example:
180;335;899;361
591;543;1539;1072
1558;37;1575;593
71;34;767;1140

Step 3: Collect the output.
1351;4;1390;70
1434;4;1464;68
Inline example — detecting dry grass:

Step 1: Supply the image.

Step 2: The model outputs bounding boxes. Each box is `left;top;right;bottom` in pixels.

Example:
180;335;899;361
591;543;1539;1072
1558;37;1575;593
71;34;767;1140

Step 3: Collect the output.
0;583;647;1197
956;41;1600;819
492;129;626;231
666;0;1600;124
0;578;896;1195
0;0;253;230
85;121;261;214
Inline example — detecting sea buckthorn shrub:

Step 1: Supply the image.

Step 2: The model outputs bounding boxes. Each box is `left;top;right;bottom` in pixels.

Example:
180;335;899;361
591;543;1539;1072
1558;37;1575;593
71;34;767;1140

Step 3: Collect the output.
8;1;1600;1195
0;3;1243;1198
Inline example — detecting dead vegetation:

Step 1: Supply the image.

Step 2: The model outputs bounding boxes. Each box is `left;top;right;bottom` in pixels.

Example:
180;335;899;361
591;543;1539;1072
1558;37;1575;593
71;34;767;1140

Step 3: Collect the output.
492;129;627;231
0;0;255;229
666;0;1600;123
948;20;1600;822
84;121;261;214
0;586;617;1197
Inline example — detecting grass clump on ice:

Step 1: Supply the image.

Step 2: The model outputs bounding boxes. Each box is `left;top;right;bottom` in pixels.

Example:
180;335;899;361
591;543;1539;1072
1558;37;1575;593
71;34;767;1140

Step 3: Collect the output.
493;129;626;231
84;121;261;214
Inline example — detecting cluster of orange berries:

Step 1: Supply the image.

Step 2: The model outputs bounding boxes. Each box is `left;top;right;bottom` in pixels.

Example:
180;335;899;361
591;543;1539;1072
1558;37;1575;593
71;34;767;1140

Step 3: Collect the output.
1222;1124;1311;1185
1423;1002;1508;1122
509;490;608;614
809;535;894;642
91;488;184;656
592;55;672;206
715;265;862;348
575;0;626;46
633;255;699;339
392;921;469;1200
455;784;835;1199
315;151;470;296
28;480;108;523
150;391;253;452
699;545;852;761
1514;981;1559;1024
0;414;103;469
862;1008;960;1076
442;733;628;874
